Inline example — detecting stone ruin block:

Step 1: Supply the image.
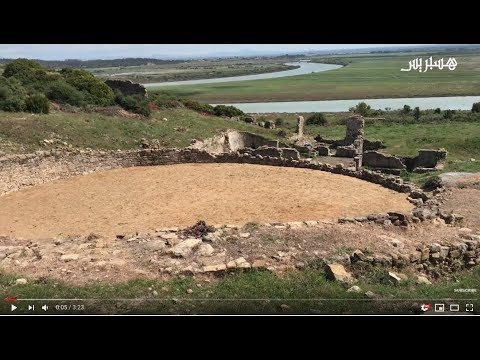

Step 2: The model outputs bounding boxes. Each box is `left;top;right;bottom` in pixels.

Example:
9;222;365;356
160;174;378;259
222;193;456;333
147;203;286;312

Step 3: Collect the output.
317;145;331;156
335;146;358;158
294;142;320;157
363;151;406;169
295;145;310;153
227;131;279;151
354;156;362;171
251;147;282;158
364;139;386;151
280;148;300;160
413;149;447;168
296;116;304;137
264;120;275;129
345;116;365;145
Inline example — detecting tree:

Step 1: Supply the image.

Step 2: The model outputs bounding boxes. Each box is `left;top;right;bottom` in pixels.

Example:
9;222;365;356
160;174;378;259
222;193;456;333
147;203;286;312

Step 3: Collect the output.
3;59;46;81
472;102;480;113
3;59;49;92
353;102;371;116
60;68;114;106
306;113;327;125
434;108;441;114
402;104;411;114
0;76;27;111
413;106;420;120
46;80;85;106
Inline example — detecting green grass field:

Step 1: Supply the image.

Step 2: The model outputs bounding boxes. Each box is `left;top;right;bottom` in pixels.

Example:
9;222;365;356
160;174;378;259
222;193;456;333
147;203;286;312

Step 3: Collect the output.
0;108;281;154
1;267;478;314
150;54;480;102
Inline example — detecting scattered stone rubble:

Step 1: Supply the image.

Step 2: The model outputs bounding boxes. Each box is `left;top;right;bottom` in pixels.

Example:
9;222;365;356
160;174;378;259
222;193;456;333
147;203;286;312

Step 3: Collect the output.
2;216;478;284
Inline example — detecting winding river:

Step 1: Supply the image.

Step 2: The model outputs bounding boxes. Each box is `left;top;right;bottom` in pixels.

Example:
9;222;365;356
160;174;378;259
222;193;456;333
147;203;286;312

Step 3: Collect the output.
142;61;479;112
142;62;342;87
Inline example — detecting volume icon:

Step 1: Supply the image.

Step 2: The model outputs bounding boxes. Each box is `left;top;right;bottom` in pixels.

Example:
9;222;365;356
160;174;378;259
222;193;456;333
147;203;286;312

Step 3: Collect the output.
42;304;48;312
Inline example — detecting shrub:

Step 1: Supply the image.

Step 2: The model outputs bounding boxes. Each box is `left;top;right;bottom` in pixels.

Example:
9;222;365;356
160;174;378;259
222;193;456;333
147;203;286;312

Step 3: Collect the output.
60;68;114;106
25;93;49;114
413;106;421;120
274;117;284;126
443;109;456;119
154;98;182;109
213;104;244;117
306;112;327;126
181;99;215;114
434;108;441;114
46;80;85;106
3;59;48;89
0;76;27;111
353;102;371;116
472;102;480;113
371;109;384;116
402;105;411;114
114;91;150;117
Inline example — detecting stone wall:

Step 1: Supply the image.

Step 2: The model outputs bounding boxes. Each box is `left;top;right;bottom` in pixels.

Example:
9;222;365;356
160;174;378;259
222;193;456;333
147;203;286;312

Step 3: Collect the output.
413;149;448;169
363;151;406;169
279;148;301;160
335;146;358;158
226;131;279;152
350;236;479;275
0;147;419;198
363;149;447;172
105;80;147;97
317;145;330;156
245;147;282;158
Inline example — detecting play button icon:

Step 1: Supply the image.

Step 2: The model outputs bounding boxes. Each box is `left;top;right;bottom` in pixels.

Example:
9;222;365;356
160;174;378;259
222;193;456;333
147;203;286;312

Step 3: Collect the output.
11;304;17;312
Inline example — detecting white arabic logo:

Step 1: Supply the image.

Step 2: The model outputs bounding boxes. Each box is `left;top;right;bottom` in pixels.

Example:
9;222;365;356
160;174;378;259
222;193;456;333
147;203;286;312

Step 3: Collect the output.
401;57;457;72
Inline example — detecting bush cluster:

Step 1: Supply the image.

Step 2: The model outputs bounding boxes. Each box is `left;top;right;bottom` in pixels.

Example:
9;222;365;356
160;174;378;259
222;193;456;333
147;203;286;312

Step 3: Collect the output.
0;59;115;113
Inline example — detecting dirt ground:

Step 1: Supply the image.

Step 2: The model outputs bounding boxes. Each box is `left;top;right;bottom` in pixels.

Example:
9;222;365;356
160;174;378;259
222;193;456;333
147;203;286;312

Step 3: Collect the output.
442;188;480;231
0;163;412;240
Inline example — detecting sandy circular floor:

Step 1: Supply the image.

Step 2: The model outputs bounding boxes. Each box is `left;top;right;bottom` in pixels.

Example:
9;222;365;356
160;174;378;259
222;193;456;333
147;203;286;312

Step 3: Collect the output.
0;163;413;239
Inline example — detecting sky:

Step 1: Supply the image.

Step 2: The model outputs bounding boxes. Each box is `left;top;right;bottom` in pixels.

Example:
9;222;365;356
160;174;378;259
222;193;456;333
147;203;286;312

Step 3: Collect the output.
0;44;431;61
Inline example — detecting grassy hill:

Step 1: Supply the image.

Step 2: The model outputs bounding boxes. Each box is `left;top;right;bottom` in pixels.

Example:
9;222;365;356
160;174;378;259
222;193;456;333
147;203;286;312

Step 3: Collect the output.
0;108;284;154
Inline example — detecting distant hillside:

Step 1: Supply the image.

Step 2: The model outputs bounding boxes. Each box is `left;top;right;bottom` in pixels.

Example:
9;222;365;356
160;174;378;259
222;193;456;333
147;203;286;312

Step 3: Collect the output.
0;58;183;69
